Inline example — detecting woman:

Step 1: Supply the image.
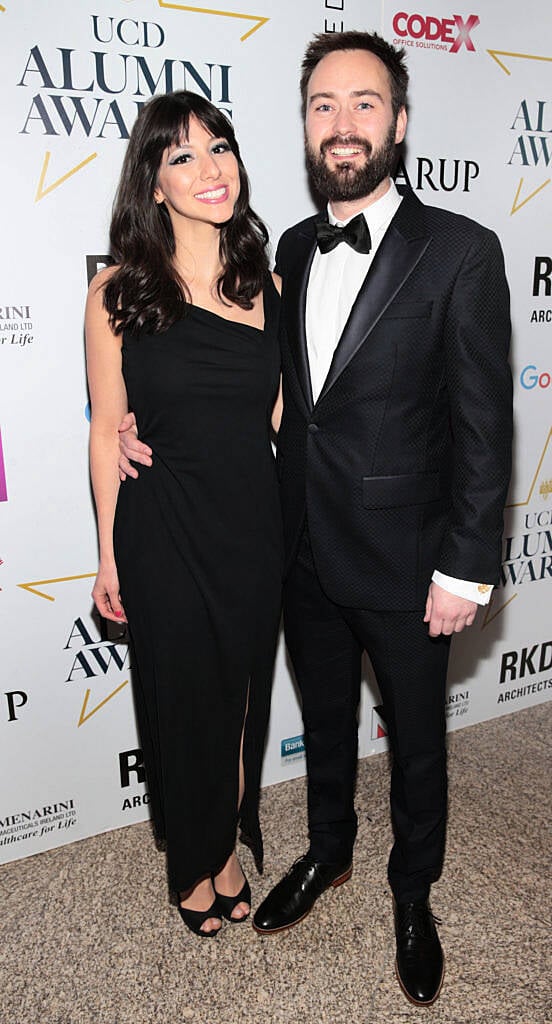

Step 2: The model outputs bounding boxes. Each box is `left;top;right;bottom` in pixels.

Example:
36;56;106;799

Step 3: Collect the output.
85;91;283;937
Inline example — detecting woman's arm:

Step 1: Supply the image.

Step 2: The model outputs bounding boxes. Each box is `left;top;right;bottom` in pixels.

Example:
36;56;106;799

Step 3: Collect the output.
271;378;283;435
270;272;283;434
85;268;128;622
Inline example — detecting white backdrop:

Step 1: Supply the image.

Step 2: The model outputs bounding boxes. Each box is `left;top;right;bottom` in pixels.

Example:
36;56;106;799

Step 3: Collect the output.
1;0;550;863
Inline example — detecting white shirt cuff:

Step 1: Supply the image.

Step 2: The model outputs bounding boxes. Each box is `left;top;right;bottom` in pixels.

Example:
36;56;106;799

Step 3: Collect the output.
431;570;493;605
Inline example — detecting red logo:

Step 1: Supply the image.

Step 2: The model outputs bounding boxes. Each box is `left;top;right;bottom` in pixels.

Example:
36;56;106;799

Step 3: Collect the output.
371;706;388;740
392;12;480;53
0;427;8;502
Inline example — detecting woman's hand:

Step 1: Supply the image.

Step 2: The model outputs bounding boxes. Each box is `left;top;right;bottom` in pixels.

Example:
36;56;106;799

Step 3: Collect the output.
92;562;127;623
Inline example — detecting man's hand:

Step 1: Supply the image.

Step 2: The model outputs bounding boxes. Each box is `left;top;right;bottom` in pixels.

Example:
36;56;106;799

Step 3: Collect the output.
424;582;477;637
118;411;152;481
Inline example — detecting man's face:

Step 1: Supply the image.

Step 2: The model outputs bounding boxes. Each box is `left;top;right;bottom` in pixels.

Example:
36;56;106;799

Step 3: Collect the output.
304;49;406;204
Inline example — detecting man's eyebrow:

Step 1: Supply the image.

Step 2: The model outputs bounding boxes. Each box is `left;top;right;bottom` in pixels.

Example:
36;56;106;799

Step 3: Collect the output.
308;89;384;104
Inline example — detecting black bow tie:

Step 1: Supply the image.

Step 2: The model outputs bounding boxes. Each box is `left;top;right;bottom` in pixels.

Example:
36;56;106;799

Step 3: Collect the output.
315;213;372;255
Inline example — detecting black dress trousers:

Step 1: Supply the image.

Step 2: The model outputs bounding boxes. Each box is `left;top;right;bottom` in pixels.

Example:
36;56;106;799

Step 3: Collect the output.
283;527;451;903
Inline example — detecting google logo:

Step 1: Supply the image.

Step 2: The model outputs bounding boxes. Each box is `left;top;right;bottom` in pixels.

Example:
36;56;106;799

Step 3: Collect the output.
519;365;551;390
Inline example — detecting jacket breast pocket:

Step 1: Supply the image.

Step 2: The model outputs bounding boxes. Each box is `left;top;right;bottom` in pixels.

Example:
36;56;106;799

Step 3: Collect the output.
362;472;441;509
380;301;433;320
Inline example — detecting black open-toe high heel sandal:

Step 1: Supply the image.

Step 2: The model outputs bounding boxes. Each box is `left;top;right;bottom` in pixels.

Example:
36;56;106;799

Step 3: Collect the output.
214;876;251;923
177;896;223;937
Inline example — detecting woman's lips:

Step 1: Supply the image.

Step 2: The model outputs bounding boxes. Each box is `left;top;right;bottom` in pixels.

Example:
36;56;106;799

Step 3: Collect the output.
194;186;230;203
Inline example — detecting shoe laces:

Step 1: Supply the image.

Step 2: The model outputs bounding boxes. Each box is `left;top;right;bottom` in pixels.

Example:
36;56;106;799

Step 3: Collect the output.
398;901;441;938
287;855;312;877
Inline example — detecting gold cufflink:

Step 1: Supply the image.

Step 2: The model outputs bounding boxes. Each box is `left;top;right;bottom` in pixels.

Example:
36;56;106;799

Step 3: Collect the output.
477;584;491;594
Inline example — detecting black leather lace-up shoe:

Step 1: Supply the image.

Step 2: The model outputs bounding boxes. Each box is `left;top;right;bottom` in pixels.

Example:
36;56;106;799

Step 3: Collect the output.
394;898;444;1006
252;855;352;934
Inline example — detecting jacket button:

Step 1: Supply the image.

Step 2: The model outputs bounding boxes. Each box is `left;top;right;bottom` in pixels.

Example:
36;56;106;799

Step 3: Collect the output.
308;423;319;433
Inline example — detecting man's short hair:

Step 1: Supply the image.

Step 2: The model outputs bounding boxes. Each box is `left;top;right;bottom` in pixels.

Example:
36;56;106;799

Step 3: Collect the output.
300;30;409;120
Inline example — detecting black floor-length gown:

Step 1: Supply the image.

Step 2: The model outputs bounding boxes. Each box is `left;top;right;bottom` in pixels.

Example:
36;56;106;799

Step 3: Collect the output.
113;277;283;894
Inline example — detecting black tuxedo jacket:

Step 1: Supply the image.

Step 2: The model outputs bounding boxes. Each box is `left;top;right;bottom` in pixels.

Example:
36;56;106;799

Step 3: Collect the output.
275;189;513;610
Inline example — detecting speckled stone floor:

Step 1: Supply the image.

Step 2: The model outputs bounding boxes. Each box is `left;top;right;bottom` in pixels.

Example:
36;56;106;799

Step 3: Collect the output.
1;703;550;1024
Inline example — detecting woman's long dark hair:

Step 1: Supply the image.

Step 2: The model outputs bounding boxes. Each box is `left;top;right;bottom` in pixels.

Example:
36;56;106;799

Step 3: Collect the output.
103;91;269;334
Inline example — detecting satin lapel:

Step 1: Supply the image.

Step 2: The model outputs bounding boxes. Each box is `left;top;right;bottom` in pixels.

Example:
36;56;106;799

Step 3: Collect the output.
318;200;431;404
283;221;320;412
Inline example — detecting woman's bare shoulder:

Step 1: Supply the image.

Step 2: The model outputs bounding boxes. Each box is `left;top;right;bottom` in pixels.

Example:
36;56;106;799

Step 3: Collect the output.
88;263;119;297
86;264;120;320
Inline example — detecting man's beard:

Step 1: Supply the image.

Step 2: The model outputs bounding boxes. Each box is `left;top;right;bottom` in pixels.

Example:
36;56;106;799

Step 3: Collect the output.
305;119;398;203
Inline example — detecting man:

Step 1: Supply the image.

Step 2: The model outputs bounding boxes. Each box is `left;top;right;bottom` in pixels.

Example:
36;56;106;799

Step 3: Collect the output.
119;31;512;1006
252;30;512;1005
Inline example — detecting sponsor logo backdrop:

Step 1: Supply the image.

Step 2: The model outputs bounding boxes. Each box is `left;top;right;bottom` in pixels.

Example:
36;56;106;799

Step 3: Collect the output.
0;0;550;863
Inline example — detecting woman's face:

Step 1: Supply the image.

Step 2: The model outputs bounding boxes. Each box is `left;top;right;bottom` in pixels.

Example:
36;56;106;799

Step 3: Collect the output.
154;115;240;230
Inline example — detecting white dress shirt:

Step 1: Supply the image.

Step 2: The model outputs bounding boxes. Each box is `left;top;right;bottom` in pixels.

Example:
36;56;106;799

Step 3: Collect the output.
305;179;492;606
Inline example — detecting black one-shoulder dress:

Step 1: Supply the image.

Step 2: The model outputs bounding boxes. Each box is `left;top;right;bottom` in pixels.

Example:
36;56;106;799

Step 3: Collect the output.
114;277;283;893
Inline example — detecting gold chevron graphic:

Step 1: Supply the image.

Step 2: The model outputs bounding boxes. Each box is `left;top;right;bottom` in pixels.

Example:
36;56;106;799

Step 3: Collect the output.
508;426;552;508
18;573;96;602
482;426;552;628
487;49;552;76
35;151;97;202
481;591;518;628
78;680;129;727
510;177;551;215
157;1;269;41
